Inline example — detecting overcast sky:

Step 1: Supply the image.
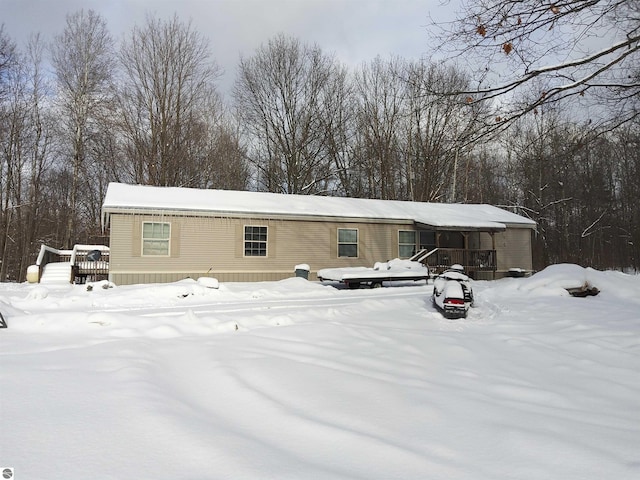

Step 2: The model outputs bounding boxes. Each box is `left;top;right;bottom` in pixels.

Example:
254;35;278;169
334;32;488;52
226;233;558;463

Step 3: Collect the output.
2;0;456;95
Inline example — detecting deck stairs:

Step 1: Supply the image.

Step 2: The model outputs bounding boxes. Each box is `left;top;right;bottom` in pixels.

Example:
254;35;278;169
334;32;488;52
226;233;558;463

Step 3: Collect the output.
30;244;110;284
39;262;73;284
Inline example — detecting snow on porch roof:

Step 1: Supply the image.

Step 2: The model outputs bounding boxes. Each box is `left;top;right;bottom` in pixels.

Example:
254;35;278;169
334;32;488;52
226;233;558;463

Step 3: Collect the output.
101;183;536;230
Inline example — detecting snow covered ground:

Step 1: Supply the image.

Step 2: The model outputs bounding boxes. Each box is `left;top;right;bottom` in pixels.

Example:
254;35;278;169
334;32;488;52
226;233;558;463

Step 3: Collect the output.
1;264;639;479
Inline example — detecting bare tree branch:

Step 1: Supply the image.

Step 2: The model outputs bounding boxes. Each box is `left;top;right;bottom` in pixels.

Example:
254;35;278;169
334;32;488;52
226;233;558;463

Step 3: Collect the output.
581;210;608;237
429;0;640;135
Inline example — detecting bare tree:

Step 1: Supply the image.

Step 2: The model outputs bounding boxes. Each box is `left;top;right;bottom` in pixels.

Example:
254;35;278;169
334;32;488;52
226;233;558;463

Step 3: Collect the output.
0;34;54;281
457;145;509;205
500;108;570;265
402;60;488;202
0;25;16;102
431;0;640;134
352;56;405;200
349;58;488;202
19;35;54;278
51;9;115;247
234;34;342;194
118;14;229;188
314;61;356;197
0;29;21;281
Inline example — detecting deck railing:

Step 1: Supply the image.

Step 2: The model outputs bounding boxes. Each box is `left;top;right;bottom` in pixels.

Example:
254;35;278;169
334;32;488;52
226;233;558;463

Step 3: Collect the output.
411;248;497;273
36;244;110;283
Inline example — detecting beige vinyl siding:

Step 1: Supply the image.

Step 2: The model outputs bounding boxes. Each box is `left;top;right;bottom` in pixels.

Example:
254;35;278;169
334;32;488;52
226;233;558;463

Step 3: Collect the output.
469;228;534;279
108;213;413;285
493;227;533;273
467;232;481;250
108;211;534;284
110;271;288;285
478;231;496;250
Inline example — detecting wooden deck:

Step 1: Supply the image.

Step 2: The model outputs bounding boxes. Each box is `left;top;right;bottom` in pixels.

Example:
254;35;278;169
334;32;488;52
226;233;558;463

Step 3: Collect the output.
411;248;496;276
35;244;110;284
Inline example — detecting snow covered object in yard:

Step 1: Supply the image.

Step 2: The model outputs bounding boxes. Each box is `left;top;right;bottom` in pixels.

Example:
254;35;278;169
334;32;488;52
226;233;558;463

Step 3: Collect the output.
196;277;219;289
516;263;602;296
432;265;474;319
317;258;431;288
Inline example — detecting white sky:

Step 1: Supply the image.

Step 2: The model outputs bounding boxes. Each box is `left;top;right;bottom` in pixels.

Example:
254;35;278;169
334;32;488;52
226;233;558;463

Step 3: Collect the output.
2;0;457;95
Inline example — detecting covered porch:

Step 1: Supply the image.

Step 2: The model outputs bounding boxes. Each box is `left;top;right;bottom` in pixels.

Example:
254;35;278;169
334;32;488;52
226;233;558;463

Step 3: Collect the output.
409;224;502;278
411;247;496;277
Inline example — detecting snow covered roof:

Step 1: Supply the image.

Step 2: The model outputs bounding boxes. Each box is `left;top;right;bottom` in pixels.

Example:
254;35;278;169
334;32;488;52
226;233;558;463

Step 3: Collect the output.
102;183;536;230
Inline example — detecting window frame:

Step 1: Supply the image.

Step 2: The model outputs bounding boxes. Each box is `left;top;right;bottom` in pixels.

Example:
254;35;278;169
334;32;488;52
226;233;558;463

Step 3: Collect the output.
244;225;268;257
398;230;417;258
141;221;171;257
337;228;359;258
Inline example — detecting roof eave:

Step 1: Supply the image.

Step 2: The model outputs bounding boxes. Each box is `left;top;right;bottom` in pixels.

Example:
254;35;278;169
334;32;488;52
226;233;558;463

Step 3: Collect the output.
414;221;507;233
101;205;416;225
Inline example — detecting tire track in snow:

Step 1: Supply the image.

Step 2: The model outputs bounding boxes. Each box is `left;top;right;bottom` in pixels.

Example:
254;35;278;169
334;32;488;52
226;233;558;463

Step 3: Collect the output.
87;286;432;318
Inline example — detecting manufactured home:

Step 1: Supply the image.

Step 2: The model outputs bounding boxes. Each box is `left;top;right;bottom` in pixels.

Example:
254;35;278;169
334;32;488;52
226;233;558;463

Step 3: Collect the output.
101;183;536;285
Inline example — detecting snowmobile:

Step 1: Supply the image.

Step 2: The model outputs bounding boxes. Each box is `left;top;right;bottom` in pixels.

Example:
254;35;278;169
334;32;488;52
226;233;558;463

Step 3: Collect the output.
432;264;474;319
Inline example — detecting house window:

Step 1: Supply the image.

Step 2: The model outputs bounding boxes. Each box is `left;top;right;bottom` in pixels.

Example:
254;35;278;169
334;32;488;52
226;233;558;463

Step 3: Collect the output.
338;228;358;257
399;230;417;258
244;225;267;256
142;222;170;256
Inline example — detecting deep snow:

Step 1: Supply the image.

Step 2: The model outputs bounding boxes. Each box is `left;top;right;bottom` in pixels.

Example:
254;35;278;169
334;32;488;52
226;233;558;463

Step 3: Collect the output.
1;264;639;479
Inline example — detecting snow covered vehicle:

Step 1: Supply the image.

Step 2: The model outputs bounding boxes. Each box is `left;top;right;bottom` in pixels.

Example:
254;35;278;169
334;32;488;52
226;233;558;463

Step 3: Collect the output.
432;265;474;319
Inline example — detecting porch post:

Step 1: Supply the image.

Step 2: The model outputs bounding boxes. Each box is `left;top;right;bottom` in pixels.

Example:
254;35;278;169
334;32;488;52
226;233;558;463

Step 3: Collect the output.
491;232;496;280
462;232;469;270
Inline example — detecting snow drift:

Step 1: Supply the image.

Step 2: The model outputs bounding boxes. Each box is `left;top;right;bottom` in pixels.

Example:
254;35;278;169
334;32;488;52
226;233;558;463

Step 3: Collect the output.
1;265;639;479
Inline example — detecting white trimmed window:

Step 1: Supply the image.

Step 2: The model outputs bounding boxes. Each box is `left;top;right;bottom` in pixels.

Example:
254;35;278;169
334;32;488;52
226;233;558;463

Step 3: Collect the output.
244;225;267;256
338;228;358;257
399;230;417;258
142;222;170;256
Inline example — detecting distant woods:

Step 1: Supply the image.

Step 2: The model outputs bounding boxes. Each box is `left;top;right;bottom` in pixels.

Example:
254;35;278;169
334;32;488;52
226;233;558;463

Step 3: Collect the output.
1;10;639;281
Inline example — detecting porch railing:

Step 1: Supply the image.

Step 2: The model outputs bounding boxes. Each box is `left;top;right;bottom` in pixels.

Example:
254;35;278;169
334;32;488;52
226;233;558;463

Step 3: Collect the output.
36;244;110;283
411;248;497;273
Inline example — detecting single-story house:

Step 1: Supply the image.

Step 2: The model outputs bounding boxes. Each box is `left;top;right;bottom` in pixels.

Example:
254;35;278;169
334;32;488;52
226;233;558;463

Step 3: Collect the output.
101;182;536;285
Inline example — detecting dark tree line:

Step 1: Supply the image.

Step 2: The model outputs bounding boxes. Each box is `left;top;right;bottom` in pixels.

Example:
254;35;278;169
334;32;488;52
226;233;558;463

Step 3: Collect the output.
495;111;640;271
1;7;639;281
